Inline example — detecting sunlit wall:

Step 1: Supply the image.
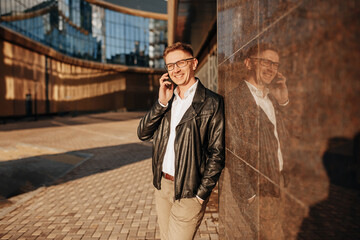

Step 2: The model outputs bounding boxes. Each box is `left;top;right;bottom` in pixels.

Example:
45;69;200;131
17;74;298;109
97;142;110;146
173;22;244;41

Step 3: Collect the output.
0;34;163;117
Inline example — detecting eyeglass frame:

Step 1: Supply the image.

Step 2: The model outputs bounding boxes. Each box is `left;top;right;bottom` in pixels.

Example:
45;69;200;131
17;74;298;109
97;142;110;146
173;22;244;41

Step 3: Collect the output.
165;57;195;71
250;57;280;70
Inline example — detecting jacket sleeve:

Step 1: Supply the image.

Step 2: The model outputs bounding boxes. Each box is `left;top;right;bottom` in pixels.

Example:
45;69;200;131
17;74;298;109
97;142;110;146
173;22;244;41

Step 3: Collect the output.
196;96;225;200
137;100;168;141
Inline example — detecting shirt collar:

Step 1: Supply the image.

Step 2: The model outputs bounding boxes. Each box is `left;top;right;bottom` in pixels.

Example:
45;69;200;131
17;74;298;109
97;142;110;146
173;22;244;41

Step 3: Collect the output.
245;80;269;99
174;79;199;99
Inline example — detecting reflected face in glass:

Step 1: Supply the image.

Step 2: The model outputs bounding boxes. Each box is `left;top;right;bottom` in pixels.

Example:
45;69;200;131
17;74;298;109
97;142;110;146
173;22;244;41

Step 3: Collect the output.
165;50;197;87
252;50;279;85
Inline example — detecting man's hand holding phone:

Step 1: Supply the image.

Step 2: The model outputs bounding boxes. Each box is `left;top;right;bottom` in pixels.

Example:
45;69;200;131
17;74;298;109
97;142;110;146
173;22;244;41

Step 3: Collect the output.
159;73;174;106
270;72;289;105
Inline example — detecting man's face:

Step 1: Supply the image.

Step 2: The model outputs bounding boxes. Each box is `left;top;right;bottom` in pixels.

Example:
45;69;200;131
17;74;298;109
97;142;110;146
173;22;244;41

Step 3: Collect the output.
165;50;197;87
252;50;279;85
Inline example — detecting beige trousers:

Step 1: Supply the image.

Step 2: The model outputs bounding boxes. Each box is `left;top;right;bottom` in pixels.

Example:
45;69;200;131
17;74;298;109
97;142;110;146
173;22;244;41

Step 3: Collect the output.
154;177;208;240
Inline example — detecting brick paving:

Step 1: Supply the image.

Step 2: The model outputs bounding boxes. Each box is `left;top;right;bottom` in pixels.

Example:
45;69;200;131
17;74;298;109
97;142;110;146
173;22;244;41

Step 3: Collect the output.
0;112;220;240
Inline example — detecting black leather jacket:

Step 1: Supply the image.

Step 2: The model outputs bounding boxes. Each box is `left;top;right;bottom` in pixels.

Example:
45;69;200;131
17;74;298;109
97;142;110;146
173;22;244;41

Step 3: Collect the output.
137;81;225;200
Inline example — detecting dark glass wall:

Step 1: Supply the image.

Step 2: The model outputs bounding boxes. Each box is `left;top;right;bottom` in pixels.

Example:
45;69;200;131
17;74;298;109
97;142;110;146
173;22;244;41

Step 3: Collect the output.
0;0;167;68
218;0;360;239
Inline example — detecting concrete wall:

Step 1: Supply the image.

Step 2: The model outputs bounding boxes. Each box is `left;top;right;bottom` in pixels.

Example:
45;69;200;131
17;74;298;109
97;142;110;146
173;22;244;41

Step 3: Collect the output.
217;0;360;239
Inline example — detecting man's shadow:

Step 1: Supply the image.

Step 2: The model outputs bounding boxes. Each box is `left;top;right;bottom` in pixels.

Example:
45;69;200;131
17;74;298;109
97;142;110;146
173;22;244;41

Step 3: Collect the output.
297;133;360;239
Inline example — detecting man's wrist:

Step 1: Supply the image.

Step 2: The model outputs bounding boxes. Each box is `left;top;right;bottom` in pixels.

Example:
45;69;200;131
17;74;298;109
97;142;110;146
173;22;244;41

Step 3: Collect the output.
196;195;204;204
247;194;256;204
279;99;289;106
158;99;168;107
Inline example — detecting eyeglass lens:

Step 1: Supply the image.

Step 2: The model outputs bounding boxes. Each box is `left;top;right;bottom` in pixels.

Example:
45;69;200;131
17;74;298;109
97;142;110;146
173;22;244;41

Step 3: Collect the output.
260;59;279;69
166;58;193;70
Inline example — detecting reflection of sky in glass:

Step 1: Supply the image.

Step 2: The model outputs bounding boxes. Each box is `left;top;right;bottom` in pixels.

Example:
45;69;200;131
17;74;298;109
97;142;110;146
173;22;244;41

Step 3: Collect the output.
0;0;166;67
91;5;104;42
11;16;46;42
59;0;70;18
105;9;153;60
1;0;43;14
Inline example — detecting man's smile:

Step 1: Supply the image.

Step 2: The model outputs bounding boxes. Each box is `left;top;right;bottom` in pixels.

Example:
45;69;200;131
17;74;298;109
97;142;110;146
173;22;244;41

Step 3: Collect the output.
173;73;185;79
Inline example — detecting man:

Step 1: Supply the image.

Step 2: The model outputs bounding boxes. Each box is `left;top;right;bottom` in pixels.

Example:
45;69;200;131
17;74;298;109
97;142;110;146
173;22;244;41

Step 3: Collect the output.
137;42;225;240
226;43;290;239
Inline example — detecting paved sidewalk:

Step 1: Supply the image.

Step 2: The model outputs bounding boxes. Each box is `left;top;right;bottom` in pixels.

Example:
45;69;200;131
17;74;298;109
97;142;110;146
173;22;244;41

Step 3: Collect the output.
0;112;219;240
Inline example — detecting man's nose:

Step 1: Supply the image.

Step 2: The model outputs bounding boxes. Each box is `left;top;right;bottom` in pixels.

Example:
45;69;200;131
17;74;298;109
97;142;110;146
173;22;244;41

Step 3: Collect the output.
266;66;275;72
173;64;181;72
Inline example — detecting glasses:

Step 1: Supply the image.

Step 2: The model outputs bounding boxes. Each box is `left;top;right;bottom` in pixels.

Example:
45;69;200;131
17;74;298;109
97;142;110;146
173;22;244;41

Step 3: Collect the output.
251;58;280;70
165;58;194;71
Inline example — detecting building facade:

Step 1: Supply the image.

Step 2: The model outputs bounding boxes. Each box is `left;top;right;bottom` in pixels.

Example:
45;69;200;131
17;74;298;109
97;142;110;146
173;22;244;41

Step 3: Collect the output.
0;0;168;117
0;0;167;67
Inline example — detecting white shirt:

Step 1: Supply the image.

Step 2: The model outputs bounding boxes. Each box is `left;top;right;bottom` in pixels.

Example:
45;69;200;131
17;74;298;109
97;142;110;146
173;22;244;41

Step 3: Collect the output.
162;80;199;176
245;81;284;171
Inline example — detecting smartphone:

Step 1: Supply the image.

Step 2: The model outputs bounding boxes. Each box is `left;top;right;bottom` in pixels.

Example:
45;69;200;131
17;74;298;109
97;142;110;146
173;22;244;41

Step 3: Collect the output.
271;73;282;85
272;77;281;85
164;77;174;88
165;77;173;83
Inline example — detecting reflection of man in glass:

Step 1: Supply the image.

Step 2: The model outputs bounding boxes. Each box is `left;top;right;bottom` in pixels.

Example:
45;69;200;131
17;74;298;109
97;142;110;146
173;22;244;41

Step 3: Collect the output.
244;43;289;194
227;43;289;239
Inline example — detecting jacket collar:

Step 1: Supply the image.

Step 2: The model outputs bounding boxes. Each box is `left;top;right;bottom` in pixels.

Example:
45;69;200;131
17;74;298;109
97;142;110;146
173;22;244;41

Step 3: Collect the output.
177;78;206;125
174;79;198;100
191;78;206;113
239;79;279;125
237;79;258;118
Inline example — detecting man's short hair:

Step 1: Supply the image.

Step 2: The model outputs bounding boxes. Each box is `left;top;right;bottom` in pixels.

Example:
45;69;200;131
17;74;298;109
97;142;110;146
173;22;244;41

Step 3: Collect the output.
245;43;279;59
163;42;194;58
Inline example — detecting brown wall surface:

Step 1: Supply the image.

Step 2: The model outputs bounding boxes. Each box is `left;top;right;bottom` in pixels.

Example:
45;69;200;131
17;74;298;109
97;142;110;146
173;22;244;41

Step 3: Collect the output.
0;39;163;117
218;0;360;239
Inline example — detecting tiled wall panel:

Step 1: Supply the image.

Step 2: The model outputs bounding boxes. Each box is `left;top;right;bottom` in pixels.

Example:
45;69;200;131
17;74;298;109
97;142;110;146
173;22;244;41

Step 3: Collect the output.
218;0;360;239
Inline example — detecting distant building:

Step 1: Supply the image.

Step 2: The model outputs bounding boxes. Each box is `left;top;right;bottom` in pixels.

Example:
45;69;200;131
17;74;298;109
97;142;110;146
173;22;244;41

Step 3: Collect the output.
0;0;167;68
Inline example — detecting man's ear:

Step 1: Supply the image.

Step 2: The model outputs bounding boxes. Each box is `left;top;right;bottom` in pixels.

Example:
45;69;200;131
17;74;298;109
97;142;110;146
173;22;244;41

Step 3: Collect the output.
244;58;252;70
193;58;198;70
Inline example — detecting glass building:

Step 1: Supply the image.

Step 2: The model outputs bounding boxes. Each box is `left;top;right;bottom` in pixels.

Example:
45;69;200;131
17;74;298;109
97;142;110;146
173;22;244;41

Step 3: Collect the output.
0;0;167;68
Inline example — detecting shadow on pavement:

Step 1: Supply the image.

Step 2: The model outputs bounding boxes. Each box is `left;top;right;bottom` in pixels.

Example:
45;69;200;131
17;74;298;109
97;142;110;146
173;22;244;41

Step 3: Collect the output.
0;142;152;206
